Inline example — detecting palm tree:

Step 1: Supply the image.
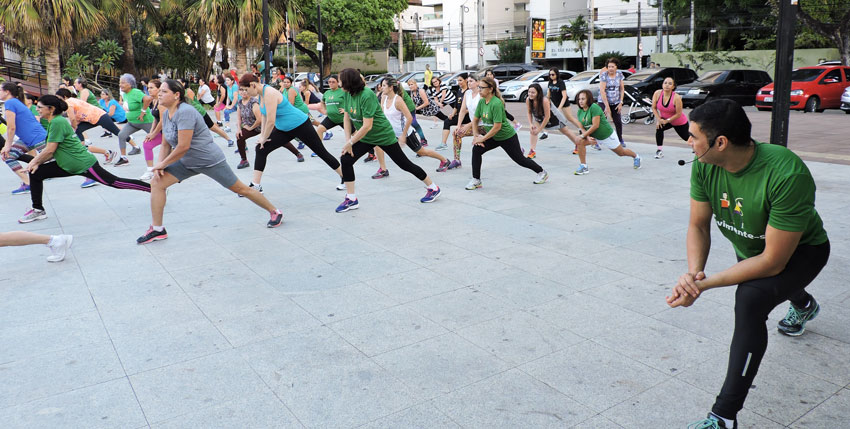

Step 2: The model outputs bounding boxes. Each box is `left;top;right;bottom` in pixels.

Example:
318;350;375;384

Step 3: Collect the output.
103;0;160;76
561;15;588;70
0;0;107;92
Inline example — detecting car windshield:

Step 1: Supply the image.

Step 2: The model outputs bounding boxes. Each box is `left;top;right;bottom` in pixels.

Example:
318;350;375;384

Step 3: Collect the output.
514;71;541;81
697;71;727;83
791;69;824;82
625;70;654;82
569;71;598;82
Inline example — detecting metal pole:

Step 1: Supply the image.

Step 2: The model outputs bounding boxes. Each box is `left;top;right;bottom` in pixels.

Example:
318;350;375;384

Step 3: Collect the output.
657;0;663;54
262;0;270;83
770;0;797;147
689;0;695;51
398;13;404;73
477;0;483;69
317;3;323;83
460;5;466;69
588;0;595;70
637;1;642;70
448;22;453;69
414;12;420;67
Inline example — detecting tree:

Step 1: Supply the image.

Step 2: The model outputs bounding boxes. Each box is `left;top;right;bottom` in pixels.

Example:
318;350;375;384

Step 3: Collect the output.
0;0;107;92
669;50;750;73
389;34;436;62
64;53;92;79
105;0;159;77
496;39;526;63
561;15;588;70
94;39;124;83
594;51;630;69
292;0;408;76
796;0;850;65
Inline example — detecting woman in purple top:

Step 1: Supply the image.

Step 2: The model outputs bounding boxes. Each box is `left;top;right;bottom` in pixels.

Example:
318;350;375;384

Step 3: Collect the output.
598;57;626;147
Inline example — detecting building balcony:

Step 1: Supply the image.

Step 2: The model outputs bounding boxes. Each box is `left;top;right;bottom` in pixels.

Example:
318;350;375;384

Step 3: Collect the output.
421;12;443;29
513;10;529;27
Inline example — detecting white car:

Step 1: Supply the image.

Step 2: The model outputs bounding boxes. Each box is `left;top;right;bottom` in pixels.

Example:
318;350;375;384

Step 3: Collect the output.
564;70;634;103
841;86;850;114
400;70;447;91
498;70;576;102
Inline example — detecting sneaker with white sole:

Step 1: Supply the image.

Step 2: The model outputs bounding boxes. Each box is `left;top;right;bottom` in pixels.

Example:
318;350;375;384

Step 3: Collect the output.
11;183;30;195
533;170;549;184
46;234;73;262
114;157;130;167
778;297;820;336
104;150;117;164
335;197;359;213
420;186;441;203
574;164;589;175
80;179;98;188
140;170;155;181
18;208;47;223
655;149;664;159
465;178;482;190
633;155;642;169
128;146;141;155
137;226;168;244
238;183;263;198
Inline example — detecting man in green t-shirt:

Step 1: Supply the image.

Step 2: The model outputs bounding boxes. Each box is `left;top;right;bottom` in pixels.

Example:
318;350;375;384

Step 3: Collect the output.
667;99;830;429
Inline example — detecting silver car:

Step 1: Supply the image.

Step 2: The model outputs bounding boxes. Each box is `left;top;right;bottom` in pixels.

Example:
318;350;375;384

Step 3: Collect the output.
564;70;634;103
842;86;850;114
498;70;576;102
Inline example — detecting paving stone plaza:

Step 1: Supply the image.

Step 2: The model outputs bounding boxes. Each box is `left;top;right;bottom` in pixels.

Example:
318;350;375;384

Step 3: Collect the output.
1;124;849;428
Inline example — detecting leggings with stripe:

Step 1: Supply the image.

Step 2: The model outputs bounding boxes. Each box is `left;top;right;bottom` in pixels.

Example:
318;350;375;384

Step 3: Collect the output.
17;154;150;211
3;138;46;173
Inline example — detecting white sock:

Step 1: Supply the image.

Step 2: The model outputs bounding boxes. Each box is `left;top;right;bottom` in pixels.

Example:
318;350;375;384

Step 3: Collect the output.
427;183;438;191
346;193;357;200
47;235;58;247
152;225;164;232
710;412;735;428
251;182;260;187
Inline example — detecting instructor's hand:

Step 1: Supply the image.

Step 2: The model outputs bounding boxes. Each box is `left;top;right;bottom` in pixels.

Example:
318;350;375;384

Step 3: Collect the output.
666;271;705;308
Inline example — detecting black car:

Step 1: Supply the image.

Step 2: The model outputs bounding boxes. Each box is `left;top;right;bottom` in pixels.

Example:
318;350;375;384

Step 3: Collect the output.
676;70;772;107
477;63;543;82
623;67;699;97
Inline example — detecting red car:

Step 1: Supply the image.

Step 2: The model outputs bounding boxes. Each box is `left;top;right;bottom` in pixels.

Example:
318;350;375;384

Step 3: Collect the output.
755;66;850;112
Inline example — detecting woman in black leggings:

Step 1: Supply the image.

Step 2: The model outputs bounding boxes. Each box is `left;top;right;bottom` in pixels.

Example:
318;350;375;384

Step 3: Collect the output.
16;95;150;223
335;68;441;213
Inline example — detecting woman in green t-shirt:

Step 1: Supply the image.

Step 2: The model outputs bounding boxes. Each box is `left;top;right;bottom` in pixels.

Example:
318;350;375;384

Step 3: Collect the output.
335;68;441;213
16;95;151;224
316;74;345;141
573;89;641;175
466;76;548;191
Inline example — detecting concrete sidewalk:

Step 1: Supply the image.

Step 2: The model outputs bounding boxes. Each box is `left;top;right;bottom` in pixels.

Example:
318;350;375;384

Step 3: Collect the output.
1;123;848;428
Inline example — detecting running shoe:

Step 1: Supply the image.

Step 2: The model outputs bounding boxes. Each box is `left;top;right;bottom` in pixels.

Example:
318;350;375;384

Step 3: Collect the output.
371;168;389;179
633;155;642;169
137;226;168;244
18;208;47;223
574;165;589;175
297;154;305;162
336;180;346;191
465;178;482;190
80;179;98;188
447;160;462;170
238;182;263;198
527;150;536;159
104;150;117;164
84;139;93;146
364;153;377;163
513;123;522;131
237;160;250;169
435;143;448;151
11;183;30;195
100;131;112;138
223;125;232;133
572;148;578;155
114;157;130;167
140;170;155;181
420;186;441;203
267;210;284;228
540;132;548;140
534;170;549;184
323;131;333;140
620;141;627;148
655;149;664;159
436;159;450;172
297;140;305;150
421;138;428;147
335;197;359;213
311;152;318;157
46;234;73;262
687;413;737;429
128;146;141;155
593;143;602;151
778;297;820;336
227;140;235;147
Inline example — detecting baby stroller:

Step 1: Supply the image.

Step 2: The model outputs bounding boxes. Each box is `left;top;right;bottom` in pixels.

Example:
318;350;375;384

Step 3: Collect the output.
622;85;655;125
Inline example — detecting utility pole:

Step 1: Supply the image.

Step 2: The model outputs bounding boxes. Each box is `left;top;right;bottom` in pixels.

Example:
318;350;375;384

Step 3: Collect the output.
414;12;420;66
398;13;404;73
460;5;466;69
317;3;323;84
656;0;663;54
588;0;595;70
262;0;270;83
285;12;291;75
689;0;695;50
477;0;484;69
448;22;453;69
637;1;642;70
770;0;797;147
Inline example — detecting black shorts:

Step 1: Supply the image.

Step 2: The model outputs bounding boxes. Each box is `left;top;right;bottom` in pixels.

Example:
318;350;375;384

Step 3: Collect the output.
320;116;342;131
405;132;422;152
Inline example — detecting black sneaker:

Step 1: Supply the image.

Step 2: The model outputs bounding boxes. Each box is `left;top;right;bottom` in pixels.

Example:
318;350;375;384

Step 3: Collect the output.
114;157;130;167
778;297;820;336
100;131;113;138
364;153;377;163
137;226;168;244
267;210;283;228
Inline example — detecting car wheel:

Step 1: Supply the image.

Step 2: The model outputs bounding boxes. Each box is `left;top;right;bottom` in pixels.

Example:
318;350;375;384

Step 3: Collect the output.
804;96;820;113
757;107;770;111
845;110;850;115
518;91;528;102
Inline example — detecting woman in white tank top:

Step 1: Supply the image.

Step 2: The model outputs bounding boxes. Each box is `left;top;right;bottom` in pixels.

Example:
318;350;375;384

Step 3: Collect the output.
448;74;484;169
370;78;451;176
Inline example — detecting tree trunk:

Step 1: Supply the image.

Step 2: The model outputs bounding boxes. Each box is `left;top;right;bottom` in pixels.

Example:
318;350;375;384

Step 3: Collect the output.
322;34;332;76
235;47;248;75
46;44;62;94
292;39;321;66
796;5;850;65
118;16;137;76
220;39;230;71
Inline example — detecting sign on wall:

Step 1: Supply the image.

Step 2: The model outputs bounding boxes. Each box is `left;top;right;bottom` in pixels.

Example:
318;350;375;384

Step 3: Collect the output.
531;18;546;59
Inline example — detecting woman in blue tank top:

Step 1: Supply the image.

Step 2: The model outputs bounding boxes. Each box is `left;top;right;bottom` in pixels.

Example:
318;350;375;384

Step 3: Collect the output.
238;73;344;192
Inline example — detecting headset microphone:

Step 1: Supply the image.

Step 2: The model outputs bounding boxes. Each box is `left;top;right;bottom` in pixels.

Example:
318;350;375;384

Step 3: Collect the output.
678;140;716;166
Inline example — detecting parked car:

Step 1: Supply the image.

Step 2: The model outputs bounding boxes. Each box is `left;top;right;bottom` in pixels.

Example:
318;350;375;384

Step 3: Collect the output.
436;70;478;94
478;63;542;83
841;86;850;114
365;73;397;91
676;70;772;107
399;70;447;90
623;67;698;97
755;66;850;112
498;70;576;102
564;69;633;102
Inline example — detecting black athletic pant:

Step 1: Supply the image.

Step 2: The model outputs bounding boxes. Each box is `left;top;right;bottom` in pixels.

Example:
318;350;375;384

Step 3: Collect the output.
656;122;689;146
341;141;427;182
254;119;339;172
443;113;471;130
600;102;624;144
471;134;543;180
712;241;830;420
18;155;150;211
505;111;515;121
238;127;299;162
75;115;122;141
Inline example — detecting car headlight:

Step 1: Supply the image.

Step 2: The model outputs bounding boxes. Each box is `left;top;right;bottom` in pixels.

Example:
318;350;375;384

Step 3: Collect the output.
790;89;804;96
507;86;522;92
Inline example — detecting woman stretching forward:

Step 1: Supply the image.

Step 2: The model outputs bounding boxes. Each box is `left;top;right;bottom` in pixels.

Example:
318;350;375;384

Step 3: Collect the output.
651;77;689;159
573;89;641;175
525;83;581;159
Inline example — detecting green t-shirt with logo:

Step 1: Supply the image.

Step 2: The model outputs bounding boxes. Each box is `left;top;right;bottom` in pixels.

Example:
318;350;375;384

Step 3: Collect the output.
690;141;828;259
46;116;97;174
402;90;416;112
577;103;614;140
124;88;153;124
343;89;397;146
323;88;345;124
473;96;515;141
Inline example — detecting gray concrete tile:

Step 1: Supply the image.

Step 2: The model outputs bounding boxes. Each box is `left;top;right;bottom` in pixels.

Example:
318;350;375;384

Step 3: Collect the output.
489;245;629;290
791;388;850;429
406;286;517;331
358;402;460;429
652;302;735;345
331;306;448;357
0;311;109;363
372;333;512;399
206;295;322;347
94;282;204;339
0;269;95;327
0;377;147;429
574;246;687;286
423;254;518;286
521;341;669;412
240;251;358;293
150;390;303;429
241;327;418;428
289;282;396;323
528;292;648;339
472;272;576;309
365;267;466;304
330;250;422;282
571;414;625;429
584;277;674;317
763;330;850;387
433;368;595;428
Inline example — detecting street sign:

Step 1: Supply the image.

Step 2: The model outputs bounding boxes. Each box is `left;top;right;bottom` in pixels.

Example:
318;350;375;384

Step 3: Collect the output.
316;42;324;51
479;47;484;57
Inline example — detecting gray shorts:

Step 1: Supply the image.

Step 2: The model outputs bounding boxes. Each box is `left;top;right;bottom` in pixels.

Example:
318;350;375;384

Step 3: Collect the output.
165;160;239;188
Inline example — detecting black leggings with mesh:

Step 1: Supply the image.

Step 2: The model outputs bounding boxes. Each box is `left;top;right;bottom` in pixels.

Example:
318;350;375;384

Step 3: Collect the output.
254;119;339;172
341;141;427;182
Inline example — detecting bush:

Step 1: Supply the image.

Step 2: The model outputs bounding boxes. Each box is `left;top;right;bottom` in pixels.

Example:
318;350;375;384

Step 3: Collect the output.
594;51;631;69
496;39;526;63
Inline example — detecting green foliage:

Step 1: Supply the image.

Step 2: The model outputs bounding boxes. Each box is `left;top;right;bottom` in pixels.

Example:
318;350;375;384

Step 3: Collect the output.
64;53;92;78
669;50;751;73
496;39;526;63
295;31;319;69
594;51;630;69
93;39;124;82
560;15;589;68
389;34;436;62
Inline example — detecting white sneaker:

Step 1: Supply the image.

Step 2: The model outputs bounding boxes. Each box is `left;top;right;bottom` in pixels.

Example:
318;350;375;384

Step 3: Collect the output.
655;150;664;159
336;182;346;191
465;178;482;190
140;170;154;181
534;170;549;184
47;234;73;262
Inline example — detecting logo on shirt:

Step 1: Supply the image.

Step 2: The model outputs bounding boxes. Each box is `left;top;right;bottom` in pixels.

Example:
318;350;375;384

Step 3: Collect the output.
720;193;730;208
733;198;744;228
